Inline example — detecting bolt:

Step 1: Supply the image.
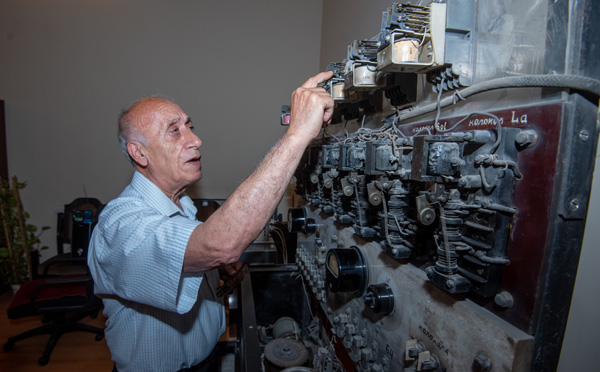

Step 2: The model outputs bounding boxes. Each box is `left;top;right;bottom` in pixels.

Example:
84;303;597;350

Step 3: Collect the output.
446;280;455;289
494;291;514;309
425;267;434;277
371;194;381;205
515;130;538;148
579;130;590;142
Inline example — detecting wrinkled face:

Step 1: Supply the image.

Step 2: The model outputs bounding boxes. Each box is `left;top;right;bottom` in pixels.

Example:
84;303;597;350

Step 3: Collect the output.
131;98;203;195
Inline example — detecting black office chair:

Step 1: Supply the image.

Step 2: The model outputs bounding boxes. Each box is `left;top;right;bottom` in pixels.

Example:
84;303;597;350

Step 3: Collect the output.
3;198;105;365
37;197;104;277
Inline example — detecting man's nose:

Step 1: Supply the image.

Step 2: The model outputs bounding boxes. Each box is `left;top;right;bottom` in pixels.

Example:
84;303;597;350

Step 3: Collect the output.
187;129;202;148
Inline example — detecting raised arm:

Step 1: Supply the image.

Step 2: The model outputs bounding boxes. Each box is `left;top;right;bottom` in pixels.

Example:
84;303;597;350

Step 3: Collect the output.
183;71;334;272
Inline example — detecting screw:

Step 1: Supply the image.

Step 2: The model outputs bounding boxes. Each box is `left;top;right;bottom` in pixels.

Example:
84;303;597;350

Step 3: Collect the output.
579;130;590;142
569;199;580;211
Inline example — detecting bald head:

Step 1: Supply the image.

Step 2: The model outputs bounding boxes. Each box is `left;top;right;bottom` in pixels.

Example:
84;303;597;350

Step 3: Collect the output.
118;97;176;165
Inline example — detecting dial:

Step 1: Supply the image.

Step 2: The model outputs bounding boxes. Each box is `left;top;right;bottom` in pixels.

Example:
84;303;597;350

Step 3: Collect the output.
325;246;368;295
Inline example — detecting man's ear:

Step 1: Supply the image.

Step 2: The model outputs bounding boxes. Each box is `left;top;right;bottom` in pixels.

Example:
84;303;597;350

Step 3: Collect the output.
127;142;148;167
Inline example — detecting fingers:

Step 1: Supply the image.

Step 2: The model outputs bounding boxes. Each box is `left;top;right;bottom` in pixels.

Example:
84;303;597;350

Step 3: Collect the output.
220;264;238;277
301;71;334;88
287;71;336;142
233;261;245;271
220;261;244;277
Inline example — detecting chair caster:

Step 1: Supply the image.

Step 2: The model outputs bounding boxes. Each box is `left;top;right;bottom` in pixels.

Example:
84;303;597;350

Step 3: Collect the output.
38;356;49;366
95;333;104;341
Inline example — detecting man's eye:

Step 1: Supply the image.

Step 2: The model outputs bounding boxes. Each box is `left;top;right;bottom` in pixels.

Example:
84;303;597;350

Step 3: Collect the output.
171;128;179;134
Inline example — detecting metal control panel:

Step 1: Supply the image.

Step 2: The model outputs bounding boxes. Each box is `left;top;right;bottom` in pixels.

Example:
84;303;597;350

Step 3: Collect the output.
243;2;600;371
288;96;599;372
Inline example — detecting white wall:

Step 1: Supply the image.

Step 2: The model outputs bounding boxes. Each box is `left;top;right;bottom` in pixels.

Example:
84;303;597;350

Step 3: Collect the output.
0;0;323;260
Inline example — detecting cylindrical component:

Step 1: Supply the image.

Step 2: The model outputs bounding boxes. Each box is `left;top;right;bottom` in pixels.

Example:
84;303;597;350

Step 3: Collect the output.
393;38;419;62
343;331;354;349
367;182;382;206
515;129;538;149
325;247;369;295
288;207;316;234
418;352;440;371
351;335;364;362
310;173;319;184
360;348;372;369
264;338;309;372
353;63;378;87
415;194;435;225
494;290;514;309
467;130;493;144
364;283;395;315
272;317;301;340
458;175;483;189
331;83;346;99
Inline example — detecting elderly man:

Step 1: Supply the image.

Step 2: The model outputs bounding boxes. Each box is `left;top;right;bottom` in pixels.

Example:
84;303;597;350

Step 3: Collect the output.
87;71;334;371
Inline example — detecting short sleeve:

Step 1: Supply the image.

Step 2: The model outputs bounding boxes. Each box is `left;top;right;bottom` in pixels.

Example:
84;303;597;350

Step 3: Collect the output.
89;198;202;314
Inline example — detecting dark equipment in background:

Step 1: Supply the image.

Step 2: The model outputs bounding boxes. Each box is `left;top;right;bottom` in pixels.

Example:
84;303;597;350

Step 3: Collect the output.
55;198;103;259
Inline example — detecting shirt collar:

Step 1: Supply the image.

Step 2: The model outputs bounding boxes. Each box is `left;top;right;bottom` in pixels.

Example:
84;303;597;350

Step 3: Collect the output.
131;171;198;219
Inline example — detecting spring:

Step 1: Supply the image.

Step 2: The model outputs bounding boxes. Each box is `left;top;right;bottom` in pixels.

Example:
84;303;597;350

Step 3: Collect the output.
385;183;410;245
352;180;370;230
435;204;463;274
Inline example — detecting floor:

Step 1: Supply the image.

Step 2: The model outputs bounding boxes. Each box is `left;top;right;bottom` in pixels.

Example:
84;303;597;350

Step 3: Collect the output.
1;289;238;371
0;289;113;371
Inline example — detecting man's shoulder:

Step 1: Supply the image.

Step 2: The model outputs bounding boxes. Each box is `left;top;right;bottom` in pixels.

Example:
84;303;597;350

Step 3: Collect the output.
101;172;162;217
99;184;156;224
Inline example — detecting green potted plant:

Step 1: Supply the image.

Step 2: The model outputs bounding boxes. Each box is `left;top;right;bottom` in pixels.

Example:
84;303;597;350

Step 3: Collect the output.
0;176;49;293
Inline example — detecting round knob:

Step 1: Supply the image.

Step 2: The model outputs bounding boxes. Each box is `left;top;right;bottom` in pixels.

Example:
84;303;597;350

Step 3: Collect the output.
288;207;316;233
364;283;395;315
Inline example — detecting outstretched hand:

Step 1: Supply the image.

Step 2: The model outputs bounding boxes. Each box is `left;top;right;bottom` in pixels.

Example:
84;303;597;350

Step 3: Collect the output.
288;71;335;143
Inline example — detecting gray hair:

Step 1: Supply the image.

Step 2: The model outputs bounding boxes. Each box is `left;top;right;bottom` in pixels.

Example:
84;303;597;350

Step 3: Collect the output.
117;105;147;166
117;95;175;166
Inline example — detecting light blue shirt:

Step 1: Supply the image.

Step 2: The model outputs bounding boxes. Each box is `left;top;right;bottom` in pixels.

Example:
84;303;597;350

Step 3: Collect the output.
88;171;225;372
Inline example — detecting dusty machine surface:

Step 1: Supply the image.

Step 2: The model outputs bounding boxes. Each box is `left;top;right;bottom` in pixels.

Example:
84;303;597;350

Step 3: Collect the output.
235;1;600;371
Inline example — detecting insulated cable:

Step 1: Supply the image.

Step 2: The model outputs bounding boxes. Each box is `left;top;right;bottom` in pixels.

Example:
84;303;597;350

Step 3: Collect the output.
397;74;600;123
